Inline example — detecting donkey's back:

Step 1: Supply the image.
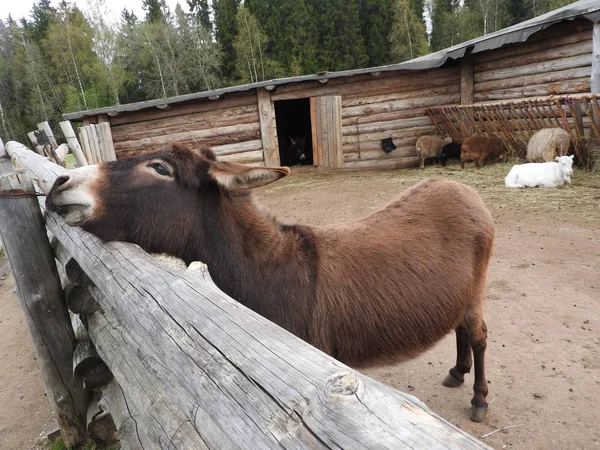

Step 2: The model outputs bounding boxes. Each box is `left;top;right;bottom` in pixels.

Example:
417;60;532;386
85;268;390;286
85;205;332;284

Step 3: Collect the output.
312;179;494;370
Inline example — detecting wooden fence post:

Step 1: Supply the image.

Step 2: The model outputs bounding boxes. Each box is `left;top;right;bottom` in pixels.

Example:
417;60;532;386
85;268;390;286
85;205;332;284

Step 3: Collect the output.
26;131;44;155
37;121;58;148
0;140;88;447
59;121;89;167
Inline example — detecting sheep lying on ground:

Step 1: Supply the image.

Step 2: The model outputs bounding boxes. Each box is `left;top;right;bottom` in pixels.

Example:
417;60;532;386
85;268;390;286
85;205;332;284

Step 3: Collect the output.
505;155;574;188
415;136;452;169
460;136;505;169
527;128;571;162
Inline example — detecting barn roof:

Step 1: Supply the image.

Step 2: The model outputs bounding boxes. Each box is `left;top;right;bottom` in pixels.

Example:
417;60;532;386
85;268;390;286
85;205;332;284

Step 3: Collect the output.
64;0;600;121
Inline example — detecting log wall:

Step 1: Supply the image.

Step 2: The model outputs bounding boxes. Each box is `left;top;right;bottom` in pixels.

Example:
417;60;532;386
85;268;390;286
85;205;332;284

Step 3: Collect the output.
473;19;594;103
108;91;264;166
272;66;460;170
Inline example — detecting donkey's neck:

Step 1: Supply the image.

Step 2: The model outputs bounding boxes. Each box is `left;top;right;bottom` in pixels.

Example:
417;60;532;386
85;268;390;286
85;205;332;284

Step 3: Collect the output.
181;191;318;339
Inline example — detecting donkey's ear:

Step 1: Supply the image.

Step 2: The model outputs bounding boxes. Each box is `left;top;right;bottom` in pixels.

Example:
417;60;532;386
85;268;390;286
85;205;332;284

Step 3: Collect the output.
209;161;291;190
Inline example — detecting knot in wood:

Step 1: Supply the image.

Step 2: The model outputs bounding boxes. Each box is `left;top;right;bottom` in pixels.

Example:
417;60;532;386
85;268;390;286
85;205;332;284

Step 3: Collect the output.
325;372;359;396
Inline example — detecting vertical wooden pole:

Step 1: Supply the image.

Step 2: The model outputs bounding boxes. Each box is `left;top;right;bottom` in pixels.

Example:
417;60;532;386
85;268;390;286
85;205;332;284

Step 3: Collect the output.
97;122;117;161
460;55;474;105
0;140;87;447
257;88;280;167
59;121;89;167
78;126;95;164
37;121;58;148
592;22;600;94
27;131;44;155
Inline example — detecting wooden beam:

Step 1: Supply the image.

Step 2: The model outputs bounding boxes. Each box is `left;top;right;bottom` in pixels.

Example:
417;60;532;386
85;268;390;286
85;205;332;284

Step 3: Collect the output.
8;140;492;450
59;121;89;166
592;22;600;94
256;88;280;166
460;55;474;105
0;142;88;447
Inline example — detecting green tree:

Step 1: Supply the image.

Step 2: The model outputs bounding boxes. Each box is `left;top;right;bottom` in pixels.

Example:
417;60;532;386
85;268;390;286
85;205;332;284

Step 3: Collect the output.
174;4;221;90
43;2;108;112
430;0;457;51
25;0;56;45
213;0;240;82
252;0;317;77
389;0;428;62
311;0;368;71
186;0;212;31
86;0;125;104
233;5;269;83
142;0;169;23
359;0;395;66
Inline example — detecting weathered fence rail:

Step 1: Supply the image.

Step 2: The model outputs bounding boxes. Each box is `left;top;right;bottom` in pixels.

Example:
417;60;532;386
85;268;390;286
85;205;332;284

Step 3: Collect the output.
2;140;492;449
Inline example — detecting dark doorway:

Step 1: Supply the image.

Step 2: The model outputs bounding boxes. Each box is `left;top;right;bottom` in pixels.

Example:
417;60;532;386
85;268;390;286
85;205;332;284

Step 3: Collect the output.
274;98;313;166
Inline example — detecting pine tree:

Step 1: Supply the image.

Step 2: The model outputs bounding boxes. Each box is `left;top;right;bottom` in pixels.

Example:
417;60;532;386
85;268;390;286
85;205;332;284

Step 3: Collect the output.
213;0;240;82
142;0;168;23
310;0;368;71
186;0;212;31
430;0;456;51
25;0;56;45
389;0;428;62
505;0;532;25
359;0;395;67
410;0;426;26
255;0;317;77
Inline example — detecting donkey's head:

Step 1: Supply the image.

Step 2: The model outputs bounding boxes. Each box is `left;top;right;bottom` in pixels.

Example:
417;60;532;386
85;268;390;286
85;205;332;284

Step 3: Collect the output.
289;136;307;163
46;143;290;257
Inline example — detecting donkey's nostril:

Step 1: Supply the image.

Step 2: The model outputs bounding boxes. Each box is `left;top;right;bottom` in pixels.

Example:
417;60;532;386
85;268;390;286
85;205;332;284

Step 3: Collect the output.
54;174;70;190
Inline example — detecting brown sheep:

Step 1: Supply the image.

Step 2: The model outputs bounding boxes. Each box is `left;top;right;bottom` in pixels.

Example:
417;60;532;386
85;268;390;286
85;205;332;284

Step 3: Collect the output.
415;136;452;169
460;136;505;169
46;143;495;422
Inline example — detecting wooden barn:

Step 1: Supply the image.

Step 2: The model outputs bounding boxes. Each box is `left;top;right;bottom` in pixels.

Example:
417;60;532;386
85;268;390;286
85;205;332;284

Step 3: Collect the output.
65;0;600;170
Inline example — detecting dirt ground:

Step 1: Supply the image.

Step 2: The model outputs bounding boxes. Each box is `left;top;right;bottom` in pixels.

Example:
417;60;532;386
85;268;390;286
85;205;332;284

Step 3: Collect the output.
1;161;599;449
0;257;55;449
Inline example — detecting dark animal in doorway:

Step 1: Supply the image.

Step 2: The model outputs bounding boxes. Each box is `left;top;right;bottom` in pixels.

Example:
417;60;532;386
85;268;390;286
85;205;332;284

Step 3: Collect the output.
289;136;307;165
46;143;495;422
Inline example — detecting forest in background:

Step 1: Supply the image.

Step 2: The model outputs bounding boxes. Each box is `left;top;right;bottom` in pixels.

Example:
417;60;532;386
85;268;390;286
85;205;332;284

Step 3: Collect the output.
0;0;579;143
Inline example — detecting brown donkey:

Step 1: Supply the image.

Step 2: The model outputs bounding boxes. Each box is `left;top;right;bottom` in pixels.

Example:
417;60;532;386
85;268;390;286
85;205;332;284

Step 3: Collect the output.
46;143;495;422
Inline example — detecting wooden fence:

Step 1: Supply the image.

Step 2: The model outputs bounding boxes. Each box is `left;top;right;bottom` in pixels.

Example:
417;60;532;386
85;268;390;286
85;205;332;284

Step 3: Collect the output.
426;93;600;161
0;139;493;449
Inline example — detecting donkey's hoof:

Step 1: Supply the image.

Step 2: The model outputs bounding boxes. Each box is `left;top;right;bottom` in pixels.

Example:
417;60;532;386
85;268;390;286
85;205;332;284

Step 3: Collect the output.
442;373;464;388
470;406;487;422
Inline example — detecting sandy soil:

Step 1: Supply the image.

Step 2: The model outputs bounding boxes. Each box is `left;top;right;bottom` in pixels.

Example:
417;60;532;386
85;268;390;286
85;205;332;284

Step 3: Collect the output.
0;258;55;449
1;161;599;449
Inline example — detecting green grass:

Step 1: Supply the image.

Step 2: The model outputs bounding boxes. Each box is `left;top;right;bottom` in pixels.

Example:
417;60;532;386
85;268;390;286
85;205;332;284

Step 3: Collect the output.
39;437;119;450
64;153;76;168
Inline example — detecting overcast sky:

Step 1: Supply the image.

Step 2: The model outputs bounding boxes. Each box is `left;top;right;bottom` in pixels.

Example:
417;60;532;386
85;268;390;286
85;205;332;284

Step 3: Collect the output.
1;0;189;24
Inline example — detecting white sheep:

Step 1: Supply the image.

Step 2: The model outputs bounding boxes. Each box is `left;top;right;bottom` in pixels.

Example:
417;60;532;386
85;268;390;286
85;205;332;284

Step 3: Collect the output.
505;155;574;188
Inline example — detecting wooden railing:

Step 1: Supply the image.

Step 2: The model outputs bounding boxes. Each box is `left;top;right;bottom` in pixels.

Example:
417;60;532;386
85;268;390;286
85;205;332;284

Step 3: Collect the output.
0;140;492;450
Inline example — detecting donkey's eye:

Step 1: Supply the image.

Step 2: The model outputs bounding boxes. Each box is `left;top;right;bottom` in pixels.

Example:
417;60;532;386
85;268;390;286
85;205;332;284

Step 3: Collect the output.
150;163;171;176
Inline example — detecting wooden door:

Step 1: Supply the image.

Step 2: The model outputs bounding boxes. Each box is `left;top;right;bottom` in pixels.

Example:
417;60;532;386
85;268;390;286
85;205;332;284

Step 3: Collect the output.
310;96;342;168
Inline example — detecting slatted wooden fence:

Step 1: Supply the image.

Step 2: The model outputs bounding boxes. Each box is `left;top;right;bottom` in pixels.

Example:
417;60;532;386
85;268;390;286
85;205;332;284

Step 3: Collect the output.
426;94;600;161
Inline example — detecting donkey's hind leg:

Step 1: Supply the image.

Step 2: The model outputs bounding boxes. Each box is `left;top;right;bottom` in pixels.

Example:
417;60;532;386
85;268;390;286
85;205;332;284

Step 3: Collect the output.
465;306;489;422
442;325;472;388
